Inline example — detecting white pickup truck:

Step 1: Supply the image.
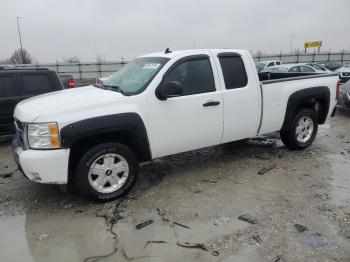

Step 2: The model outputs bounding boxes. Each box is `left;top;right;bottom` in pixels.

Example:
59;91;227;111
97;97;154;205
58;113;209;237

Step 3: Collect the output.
12;49;340;201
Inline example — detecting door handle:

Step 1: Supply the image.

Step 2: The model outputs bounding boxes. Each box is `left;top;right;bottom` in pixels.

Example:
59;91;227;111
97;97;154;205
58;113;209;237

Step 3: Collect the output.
203;100;220;107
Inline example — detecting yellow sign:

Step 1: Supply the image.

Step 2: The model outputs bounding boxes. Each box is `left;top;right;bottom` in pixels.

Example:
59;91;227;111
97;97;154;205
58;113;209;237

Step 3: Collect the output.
304;41;322;49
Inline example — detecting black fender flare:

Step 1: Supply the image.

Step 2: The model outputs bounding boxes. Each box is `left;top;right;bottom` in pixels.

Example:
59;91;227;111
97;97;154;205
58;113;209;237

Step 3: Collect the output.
60;113;152;161
282;86;330;130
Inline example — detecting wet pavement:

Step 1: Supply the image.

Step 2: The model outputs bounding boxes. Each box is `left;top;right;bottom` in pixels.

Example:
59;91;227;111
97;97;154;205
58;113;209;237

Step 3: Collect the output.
1;111;350;262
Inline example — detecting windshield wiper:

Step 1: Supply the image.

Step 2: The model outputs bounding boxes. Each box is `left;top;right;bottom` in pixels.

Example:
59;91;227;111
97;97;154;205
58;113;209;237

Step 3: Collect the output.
102;84;124;94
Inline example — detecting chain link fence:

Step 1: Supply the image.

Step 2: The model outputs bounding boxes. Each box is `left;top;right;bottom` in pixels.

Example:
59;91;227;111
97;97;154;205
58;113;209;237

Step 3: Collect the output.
253;50;350;65
9;51;350;80
11;61;127;80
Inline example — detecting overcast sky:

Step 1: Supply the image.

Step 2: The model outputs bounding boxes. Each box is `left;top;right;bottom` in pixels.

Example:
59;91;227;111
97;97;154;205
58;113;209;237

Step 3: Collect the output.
0;0;349;62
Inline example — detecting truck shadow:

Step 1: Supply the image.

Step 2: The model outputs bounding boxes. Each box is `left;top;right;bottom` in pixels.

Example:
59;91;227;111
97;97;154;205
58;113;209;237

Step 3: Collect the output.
20;133;288;208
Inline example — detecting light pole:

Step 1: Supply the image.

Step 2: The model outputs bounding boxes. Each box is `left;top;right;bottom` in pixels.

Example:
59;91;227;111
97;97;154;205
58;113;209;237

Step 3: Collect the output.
290;34;295;54
16;16;24;63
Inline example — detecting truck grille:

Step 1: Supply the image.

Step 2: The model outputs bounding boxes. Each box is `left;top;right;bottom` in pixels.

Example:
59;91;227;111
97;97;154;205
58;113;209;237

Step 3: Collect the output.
342;72;350;76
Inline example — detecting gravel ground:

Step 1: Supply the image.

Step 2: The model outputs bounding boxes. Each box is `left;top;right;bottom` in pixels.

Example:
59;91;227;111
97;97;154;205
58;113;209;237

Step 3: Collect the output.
0;111;350;262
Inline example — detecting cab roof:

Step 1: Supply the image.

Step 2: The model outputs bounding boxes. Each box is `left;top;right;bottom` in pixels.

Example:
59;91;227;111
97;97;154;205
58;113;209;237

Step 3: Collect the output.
139;49;247;59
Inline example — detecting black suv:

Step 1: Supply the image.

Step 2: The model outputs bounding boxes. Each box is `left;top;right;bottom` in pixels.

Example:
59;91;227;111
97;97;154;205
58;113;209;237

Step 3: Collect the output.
0;69;64;136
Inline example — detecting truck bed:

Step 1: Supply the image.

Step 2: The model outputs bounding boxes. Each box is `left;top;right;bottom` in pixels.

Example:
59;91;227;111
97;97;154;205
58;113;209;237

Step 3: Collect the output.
258;73;339;135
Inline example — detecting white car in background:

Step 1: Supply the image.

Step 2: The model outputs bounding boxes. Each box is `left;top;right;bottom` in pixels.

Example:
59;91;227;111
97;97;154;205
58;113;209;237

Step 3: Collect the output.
256;60;283;72
264;63;325;73
336;63;350;84
305;63;331;73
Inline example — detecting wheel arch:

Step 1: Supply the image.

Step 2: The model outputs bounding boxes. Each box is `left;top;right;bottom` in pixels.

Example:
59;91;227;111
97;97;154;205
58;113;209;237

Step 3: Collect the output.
60;113;152;183
282;86;330;131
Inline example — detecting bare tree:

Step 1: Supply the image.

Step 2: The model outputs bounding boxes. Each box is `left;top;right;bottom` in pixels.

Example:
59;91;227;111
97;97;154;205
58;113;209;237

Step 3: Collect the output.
10;48;33;64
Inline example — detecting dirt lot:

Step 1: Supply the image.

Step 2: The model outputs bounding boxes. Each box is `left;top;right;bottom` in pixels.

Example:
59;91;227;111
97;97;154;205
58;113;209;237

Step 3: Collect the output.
0;111;350;262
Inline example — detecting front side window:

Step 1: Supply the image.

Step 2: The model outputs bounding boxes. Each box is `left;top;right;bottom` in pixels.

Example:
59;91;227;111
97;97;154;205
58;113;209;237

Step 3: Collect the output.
288;66;300;73
219;55;248;89
163;58;215;96
103;57;169;95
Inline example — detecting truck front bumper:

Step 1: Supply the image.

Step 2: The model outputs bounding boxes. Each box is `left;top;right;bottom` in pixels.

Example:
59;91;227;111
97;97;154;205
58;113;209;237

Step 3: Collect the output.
12;137;70;184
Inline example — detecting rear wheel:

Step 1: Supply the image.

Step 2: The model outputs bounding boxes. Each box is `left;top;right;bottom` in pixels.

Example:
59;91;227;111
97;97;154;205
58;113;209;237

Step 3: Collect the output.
75;142;139;202
280;109;318;150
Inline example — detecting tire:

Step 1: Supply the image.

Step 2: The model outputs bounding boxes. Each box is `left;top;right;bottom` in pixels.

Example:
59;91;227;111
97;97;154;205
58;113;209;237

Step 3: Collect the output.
280;108;318;150
75;142;139;202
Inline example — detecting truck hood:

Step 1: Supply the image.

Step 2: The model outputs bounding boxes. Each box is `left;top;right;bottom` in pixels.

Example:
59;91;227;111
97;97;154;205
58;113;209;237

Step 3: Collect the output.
14;86;124;122
337;66;350;73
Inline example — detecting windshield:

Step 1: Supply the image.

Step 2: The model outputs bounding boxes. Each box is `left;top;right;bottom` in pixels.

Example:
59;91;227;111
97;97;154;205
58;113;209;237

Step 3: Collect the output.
256;62;267;72
102;57;169;95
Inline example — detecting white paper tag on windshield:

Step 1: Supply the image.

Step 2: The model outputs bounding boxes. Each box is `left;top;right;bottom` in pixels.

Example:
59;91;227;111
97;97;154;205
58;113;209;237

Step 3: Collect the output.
143;63;160;69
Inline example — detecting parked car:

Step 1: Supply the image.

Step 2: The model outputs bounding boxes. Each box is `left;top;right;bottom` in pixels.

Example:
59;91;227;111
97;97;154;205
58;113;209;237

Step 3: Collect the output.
336;63;350;84
255;60;282;72
321;62;342;71
0;68;64;136
264;64;324;73
337;80;350;110
59;74;75;89
305;63;331;72
12;49;339;201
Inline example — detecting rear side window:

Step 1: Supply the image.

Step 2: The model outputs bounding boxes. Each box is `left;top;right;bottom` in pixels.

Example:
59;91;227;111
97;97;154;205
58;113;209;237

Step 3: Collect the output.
0;76;17;96
22;74;51;94
276;61;281;65
219;55;248;89
163;58;215;96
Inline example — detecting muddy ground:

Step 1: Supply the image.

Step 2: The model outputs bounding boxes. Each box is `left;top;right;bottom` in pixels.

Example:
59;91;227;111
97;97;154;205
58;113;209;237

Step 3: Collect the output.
0;111;350;262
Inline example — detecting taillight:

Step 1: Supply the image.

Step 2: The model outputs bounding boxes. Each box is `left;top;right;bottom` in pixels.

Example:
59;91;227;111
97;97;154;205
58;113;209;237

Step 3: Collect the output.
68;79;74;88
336;80;340;100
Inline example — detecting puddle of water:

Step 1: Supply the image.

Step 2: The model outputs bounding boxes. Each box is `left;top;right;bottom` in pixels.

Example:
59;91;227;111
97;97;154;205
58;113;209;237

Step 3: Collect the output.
0;212;115;262
327;154;350;206
0;215;34;262
0;208;247;262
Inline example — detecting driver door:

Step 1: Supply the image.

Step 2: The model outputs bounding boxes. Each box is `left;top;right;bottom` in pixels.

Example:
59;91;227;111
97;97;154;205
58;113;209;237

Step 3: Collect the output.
146;54;224;158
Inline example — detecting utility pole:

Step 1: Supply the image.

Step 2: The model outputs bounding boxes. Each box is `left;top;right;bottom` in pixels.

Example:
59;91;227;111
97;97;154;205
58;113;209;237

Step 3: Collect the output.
290;34;295;54
16;16;24;63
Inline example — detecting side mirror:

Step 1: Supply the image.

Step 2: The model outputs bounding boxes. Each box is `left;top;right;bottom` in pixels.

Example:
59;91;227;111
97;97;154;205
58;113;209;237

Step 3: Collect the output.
156;81;183;100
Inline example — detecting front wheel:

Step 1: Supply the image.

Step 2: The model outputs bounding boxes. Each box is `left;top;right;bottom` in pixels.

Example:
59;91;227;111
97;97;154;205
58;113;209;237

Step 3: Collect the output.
75;143;139;202
280;109;318;150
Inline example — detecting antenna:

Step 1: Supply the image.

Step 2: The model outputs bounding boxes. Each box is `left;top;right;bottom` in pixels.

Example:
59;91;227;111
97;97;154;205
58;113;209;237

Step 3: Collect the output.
165;48;172;54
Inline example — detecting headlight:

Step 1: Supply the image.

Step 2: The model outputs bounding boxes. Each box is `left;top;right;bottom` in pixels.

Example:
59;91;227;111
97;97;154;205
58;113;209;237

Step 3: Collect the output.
27;122;61;149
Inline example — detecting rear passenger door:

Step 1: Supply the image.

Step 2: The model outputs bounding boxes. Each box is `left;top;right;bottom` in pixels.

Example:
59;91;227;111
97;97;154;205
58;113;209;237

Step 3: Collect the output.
216;52;261;143
0;74;21;135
